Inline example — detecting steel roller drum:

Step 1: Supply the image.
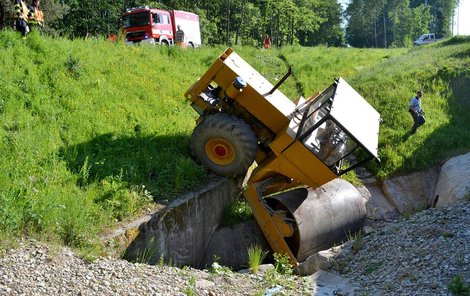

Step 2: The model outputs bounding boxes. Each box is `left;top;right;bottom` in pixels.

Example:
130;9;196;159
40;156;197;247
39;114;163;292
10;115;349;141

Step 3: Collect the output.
266;179;366;262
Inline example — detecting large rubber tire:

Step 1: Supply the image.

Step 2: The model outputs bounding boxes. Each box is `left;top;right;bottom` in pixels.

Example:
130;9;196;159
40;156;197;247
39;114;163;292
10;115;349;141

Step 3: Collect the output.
190;113;257;177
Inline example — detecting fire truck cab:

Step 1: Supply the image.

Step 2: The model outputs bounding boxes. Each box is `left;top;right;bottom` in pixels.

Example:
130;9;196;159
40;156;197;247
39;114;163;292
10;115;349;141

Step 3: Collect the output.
123;7;201;47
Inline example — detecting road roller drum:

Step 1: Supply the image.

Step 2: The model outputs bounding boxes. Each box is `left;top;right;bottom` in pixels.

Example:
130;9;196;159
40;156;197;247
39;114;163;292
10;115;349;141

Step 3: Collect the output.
266;179;366;262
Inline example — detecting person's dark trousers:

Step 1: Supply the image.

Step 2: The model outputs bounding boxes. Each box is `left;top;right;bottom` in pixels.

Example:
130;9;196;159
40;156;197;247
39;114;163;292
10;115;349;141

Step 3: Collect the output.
15;19;29;36
410;111;425;133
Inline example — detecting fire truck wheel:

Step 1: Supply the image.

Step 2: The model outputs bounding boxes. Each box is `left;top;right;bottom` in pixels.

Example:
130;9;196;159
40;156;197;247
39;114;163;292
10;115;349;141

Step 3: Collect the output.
190;113;257;177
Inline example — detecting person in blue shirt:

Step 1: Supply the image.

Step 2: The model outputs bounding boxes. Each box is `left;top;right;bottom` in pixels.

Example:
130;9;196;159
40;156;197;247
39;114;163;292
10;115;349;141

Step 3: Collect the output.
409;91;425;134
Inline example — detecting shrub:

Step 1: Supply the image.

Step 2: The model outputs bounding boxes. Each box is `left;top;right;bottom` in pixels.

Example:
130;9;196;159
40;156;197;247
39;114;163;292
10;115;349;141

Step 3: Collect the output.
273;253;293;275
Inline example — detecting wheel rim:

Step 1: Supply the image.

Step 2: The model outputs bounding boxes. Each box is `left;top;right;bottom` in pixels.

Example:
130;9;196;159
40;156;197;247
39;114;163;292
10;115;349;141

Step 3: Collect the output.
205;138;235;165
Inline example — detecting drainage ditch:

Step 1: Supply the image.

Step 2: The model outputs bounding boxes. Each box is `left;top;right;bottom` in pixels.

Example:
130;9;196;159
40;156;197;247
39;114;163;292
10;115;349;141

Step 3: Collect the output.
100;152;469;274
101;176;370;271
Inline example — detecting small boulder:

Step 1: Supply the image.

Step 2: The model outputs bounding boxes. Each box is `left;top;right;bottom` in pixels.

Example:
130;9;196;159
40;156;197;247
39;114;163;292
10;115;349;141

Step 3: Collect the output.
434;152;470;208
295;249;340;276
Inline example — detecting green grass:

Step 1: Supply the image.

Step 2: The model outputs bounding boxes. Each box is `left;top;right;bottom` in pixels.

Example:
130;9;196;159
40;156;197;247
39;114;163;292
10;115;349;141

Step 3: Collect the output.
349;38;470;179
247;244;268;273
0;30;213;248
1;29;469;253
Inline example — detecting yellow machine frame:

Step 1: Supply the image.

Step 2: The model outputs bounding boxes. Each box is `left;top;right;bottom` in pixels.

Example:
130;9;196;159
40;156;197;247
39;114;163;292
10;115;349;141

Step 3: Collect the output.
185;48;380;266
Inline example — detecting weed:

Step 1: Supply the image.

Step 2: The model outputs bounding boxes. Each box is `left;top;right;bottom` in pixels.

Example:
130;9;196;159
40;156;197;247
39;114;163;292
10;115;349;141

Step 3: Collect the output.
158;255;165;267
184;274;197;296
65;54;83;78
222;197;253;226
402;203;429;219
174;157;202;192
457;255;465;268
247;245;268;273
131;246;155;264
364;261;382;275
384;282;393;291
262;268;296;291
464;187;470;202
448;274;470;296
78;156;91;186
209;255;232;275
80;251;98;263
273;253;293;275
347;231;364;254
340;170;362;186
332;258;348;274
442;232;455;239
0;234;20;256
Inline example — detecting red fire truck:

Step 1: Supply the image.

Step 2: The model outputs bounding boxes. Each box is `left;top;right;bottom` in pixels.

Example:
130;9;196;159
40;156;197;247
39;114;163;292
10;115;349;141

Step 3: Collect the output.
123;7;202;47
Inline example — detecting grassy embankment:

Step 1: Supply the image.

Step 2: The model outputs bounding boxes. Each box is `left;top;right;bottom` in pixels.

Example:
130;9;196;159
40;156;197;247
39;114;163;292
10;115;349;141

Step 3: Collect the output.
350;37;470;179
1;29;469;252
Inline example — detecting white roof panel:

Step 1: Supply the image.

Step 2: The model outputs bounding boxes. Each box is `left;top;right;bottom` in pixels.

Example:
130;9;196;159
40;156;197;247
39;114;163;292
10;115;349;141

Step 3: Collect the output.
330;78;380;158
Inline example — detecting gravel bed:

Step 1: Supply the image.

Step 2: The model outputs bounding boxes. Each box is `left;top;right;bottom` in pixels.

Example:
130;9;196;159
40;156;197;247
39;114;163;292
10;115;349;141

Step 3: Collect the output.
1;202;469;295
0;242;310;295
331;201;470;295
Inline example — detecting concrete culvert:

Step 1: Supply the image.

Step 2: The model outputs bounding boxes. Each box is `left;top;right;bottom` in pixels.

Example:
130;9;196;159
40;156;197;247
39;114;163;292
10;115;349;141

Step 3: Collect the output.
198;179;366;272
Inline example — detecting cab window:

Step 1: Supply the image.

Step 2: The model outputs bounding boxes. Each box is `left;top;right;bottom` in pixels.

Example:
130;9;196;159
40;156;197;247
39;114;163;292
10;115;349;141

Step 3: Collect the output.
161;14;170;24
152;13;160;25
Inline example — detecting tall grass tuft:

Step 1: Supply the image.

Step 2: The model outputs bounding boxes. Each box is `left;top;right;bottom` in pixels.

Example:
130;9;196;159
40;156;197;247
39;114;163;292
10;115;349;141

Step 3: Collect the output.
247;244;268;273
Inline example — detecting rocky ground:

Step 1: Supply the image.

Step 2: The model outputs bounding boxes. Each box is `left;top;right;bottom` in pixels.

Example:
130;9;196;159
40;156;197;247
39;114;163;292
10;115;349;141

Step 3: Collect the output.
0;201;469;295
0;242;311;296
330;201;470;295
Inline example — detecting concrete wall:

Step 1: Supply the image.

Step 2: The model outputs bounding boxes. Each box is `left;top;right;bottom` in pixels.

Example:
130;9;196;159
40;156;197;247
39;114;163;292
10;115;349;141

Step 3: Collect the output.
102;176;242;267
199;220;270;270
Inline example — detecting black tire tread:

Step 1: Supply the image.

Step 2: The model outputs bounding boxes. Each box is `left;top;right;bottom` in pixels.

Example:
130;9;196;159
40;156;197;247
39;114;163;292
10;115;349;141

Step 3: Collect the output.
190;113;257;177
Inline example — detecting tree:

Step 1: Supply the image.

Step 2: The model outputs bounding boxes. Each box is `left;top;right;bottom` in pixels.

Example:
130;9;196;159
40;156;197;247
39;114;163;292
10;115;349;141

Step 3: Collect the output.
429;0;457;36
345;0;368;47
300;0;343;46
411;5;431;38
0;0;15;29
409;0;458;36
0;0;346;48
345;0;449;47
59;0;122;37
41;0;71;36
316;0;344;46
386;0;410;47
296;0;324;46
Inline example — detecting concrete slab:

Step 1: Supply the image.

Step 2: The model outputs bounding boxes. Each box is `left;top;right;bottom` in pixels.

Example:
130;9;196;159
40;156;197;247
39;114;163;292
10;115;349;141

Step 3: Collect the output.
382;168;439;213
311;270;359;296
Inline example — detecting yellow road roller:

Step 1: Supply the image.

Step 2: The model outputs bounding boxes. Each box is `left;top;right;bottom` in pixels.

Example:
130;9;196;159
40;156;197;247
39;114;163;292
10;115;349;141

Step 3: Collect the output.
185;48;381;266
